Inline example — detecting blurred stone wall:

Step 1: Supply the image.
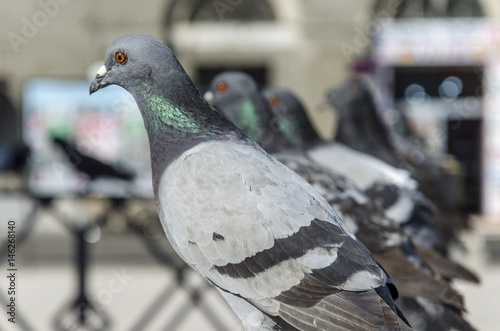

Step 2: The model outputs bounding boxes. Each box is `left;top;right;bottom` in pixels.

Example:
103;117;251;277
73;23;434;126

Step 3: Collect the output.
0;0;166;116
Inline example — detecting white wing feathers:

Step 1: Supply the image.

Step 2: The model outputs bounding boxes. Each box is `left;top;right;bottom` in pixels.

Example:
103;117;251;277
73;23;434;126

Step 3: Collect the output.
308;142;417;190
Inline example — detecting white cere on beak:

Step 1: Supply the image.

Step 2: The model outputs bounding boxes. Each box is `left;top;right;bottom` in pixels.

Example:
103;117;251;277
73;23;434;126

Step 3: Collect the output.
96;65;107;77
204;91;214;102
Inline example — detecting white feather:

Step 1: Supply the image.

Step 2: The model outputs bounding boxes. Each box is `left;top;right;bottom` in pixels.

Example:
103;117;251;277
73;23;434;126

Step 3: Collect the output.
308;142;417;190
96;64;107;77
216;288;279;331
342;270;387;291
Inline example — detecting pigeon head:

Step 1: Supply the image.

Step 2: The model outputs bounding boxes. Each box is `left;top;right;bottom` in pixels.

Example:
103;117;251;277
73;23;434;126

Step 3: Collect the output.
205;71;272;145
327;76;398;164
326;76;369;121
90;34;168;95
326;76;392;133
89;34;213;116
262;88;318;147
90;34;232;140
206;71;260;113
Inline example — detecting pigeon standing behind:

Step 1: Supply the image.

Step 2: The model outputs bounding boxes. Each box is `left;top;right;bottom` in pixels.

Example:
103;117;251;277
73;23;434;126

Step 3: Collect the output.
206;72;466;310
260;87;477;331
90;34;412;330
262;85;478;282
205;71;287;153
205;72;477;329
327;76;469;249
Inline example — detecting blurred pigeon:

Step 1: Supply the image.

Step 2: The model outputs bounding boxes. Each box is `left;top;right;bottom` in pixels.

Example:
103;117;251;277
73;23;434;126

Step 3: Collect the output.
52;137;134;181
261;87;477;330
258;88;438;249
266;87;478;282
327;77;399;166
205;71;287;153
207;72;474;311
207;73;476;283
90;34;412;330
327;76;469;248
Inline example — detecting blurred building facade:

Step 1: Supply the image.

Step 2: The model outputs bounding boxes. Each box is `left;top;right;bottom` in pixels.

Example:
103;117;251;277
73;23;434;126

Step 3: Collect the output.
1;0;500;218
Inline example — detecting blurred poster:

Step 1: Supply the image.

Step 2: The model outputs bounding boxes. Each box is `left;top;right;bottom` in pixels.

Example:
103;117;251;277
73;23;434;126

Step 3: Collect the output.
23;78;152;197
374;18;498;66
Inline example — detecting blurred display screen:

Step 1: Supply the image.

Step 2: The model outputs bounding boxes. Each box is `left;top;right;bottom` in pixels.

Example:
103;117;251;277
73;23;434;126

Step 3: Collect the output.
23;78;153;197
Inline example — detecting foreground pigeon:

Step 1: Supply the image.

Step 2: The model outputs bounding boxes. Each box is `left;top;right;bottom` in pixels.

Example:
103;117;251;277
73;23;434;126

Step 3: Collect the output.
90;34;412;330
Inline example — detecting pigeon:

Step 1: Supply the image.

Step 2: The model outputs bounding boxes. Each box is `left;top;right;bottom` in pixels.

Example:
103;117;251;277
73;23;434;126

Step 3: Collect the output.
260;87;477;331
205;71;288;153
52;137;134;181
327;76;470;249
90;34;412;330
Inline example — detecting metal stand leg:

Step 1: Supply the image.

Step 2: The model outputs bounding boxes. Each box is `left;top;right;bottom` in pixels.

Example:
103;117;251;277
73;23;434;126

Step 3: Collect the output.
53;221;110;331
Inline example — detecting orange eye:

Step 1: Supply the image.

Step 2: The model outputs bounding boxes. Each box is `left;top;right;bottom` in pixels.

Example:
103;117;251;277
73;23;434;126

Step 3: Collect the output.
216;81;227;92
268;95;279;107
115;52;127;64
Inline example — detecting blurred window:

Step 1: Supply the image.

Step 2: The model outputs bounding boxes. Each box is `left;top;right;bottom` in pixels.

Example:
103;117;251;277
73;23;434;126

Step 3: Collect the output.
190;0;275;22
393;66;483;99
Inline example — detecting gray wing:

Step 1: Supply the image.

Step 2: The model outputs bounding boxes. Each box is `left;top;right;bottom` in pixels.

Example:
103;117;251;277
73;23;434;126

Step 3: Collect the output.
157;140;409;329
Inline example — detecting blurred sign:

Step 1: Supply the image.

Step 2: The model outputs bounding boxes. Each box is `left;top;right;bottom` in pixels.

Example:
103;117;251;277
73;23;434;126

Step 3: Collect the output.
374;18;499;65
23;79;152;197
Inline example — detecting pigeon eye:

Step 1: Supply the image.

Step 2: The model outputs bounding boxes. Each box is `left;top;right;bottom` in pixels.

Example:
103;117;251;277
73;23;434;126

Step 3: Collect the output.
216;81;227;93
115;52;127;64
268;95;279;107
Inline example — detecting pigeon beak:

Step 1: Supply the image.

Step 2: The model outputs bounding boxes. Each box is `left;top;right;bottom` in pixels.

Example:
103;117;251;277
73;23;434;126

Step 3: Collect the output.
89;65;109;95
203;91;214;104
